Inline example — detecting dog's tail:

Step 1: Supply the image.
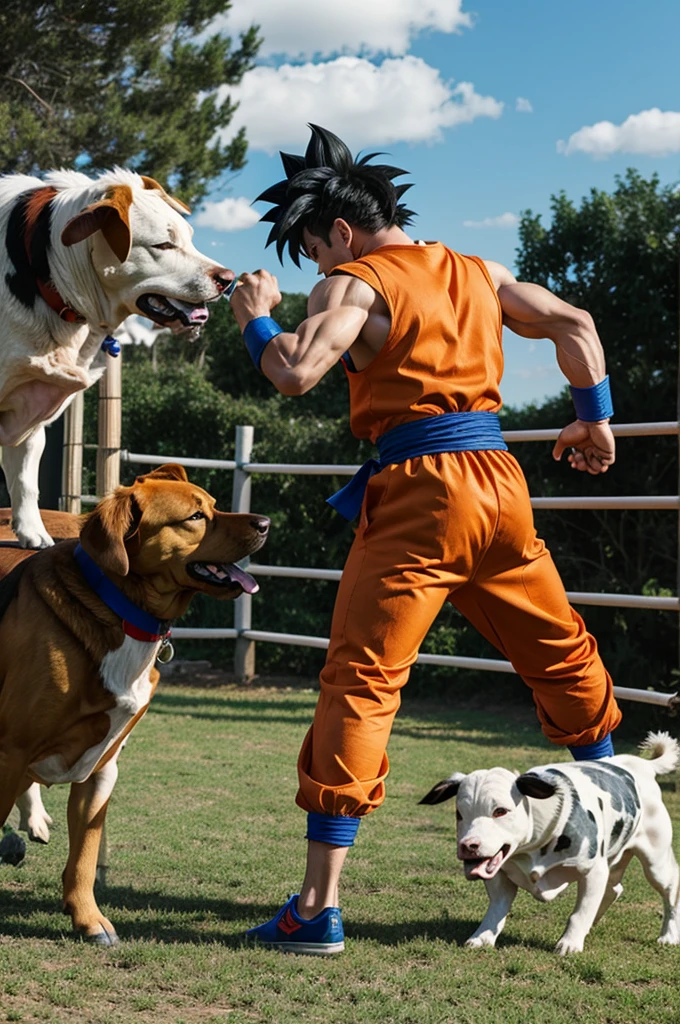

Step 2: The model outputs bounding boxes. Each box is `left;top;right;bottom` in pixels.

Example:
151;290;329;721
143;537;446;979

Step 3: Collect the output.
638;731;680;775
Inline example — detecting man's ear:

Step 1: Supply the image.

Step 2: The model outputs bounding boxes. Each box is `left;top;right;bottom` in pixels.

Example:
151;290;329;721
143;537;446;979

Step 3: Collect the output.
419;773;466;805
333;217;352;248
515;772;557;800
61;185;133;263
134;463;189;484
78;488;141;577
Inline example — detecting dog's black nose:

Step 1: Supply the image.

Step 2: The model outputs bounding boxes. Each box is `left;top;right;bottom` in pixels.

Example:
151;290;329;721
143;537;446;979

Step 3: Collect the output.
250;515;270;536
212;267;235;292
460;840;480;857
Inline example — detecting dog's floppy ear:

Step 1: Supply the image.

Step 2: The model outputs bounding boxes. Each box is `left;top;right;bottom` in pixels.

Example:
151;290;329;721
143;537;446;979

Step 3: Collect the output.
61;184;133;263
419;773;466;805
78;487;141;577
515;772;557;800
141;175;191;215
134;463;189;485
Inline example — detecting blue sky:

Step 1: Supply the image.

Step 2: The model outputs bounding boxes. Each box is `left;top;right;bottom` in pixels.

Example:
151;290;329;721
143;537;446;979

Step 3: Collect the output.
190;0;680;409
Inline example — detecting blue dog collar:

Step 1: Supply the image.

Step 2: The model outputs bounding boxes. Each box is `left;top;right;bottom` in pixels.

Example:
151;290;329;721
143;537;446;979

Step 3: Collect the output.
74;543;171;641
101;335;121;357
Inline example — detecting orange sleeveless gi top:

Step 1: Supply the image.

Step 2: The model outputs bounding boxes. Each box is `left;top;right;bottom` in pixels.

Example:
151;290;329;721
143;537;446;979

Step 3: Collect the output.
333;242;504;444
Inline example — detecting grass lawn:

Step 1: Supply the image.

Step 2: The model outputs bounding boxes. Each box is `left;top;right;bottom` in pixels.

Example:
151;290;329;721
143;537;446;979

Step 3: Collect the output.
0;681;679;1024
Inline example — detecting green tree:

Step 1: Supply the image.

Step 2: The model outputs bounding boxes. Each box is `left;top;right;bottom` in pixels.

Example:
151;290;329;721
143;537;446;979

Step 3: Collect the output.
506;170;680;692
0;0;259;204
517;169;680;422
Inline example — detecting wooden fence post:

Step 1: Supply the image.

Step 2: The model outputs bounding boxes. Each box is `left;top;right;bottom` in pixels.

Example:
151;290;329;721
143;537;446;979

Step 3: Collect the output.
232;425;255;681
60;392;84;513
96;353;122;498
94;352;122;885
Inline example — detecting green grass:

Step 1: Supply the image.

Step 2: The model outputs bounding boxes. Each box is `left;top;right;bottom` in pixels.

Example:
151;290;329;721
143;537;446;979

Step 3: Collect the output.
0;684;679;1024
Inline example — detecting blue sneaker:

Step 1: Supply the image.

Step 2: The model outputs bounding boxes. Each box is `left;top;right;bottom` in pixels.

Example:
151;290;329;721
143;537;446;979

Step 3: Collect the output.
245;894;344;955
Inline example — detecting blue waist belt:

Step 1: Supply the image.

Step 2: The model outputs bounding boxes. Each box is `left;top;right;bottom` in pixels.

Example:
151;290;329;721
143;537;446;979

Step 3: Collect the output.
327;411;508;521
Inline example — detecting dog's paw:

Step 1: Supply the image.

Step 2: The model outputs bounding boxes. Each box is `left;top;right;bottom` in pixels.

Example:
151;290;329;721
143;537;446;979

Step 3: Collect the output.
26;813;52;844
657;929;679;946
16;785;52;843
75;925;119;947
555;936;585;955
465;935;497;949
13;521;55;549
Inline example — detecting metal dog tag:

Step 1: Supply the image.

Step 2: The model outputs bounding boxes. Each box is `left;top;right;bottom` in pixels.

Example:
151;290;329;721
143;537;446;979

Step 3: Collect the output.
156;638;175;664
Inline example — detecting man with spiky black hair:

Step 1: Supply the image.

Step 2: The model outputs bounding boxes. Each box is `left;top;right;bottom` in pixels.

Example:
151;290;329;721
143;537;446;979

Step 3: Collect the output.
230;124;620;955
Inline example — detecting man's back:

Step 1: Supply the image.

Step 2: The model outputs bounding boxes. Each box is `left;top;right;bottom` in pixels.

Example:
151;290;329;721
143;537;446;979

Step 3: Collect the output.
333;242;505;442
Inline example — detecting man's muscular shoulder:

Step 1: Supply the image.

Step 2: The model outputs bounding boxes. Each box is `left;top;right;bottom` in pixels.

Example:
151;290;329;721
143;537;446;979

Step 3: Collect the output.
307;273;381;316
483;260;516;291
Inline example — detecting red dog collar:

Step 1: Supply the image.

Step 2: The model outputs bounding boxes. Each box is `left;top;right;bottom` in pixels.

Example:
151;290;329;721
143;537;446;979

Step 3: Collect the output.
23;187;86;324
123;621;172;643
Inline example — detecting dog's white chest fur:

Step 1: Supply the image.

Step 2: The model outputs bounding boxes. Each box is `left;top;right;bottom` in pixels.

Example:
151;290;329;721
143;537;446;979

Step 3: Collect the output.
30;636;158;785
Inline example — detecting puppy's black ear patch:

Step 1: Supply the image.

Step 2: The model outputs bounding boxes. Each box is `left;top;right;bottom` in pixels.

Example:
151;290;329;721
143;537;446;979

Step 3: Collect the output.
419;777;462;805
516;772;557;800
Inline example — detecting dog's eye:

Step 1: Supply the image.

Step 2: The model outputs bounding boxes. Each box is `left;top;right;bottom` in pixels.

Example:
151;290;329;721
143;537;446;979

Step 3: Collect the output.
492;808;509;818
153;241;177;251
186;511;205;521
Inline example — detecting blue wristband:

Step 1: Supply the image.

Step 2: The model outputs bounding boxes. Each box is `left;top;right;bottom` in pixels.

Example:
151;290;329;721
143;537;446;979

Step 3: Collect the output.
569;376;614;421
306;812;361;847
243;316;282;372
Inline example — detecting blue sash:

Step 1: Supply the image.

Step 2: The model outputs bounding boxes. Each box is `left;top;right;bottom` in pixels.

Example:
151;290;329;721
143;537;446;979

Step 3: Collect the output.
327;411;508;521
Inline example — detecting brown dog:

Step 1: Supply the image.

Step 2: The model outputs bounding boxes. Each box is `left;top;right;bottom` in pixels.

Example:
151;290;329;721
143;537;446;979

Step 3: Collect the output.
0;464;269;944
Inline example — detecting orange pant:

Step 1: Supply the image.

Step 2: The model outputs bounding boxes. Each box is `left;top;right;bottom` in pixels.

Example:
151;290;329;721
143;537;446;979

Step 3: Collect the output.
296;450;622;817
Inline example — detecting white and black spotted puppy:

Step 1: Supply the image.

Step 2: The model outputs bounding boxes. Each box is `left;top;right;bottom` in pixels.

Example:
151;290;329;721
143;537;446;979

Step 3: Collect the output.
420;732;680;954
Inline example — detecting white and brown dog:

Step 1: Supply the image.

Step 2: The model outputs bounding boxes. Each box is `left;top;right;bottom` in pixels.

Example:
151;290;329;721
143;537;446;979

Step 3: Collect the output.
0;169;234;549
420;734;680;954
0;464;268;944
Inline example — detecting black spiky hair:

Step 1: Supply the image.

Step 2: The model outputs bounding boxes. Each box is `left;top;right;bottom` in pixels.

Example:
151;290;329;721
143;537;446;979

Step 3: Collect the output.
256;124;416;266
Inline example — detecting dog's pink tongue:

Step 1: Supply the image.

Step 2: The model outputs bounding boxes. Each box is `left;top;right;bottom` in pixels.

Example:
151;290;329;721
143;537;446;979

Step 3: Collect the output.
187;306;209;324
224;563;259;594
469;850;505;880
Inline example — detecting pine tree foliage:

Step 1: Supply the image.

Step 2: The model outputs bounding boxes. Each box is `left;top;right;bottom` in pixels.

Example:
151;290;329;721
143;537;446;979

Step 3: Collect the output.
0;0;259;204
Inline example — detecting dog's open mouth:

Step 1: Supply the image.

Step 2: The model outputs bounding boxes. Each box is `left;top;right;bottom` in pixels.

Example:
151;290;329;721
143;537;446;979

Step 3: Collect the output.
137;294;209;339
462;844;511;880
187;561;259;594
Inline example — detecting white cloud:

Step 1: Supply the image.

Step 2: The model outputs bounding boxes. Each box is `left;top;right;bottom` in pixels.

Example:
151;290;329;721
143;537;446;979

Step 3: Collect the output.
558;108;680;158
216;56;503;152
463;212;519;229
516;97;533;113
193;197;260;232
215;0;472;58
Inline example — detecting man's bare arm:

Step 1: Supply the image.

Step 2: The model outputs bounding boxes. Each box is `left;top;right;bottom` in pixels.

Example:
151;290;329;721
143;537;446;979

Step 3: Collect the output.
230;271;372;395
484;261;605;387
484;260;615;475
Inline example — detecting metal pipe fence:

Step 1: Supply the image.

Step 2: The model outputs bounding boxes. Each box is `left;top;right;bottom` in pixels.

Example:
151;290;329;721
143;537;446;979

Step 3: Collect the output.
108;420;680;709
